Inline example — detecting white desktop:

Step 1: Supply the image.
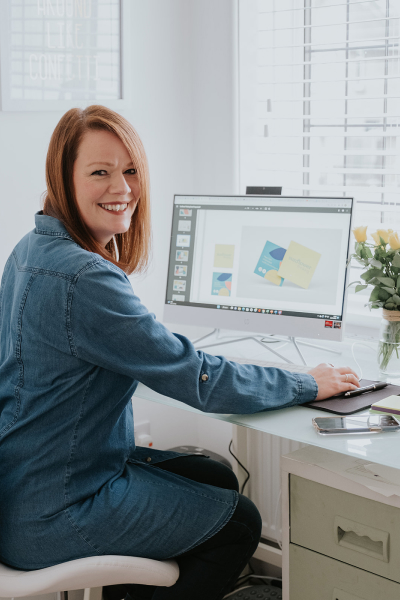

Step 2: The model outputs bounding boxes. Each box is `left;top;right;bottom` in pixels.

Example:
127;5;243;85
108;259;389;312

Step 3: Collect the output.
164;194;354;343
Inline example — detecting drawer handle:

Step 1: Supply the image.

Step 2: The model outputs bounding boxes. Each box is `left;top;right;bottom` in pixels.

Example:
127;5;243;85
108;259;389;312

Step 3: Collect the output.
334;516;389;562
333;589;365;600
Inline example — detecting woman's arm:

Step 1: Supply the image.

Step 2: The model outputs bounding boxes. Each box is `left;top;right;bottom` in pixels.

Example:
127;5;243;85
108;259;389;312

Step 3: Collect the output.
69;260;318;414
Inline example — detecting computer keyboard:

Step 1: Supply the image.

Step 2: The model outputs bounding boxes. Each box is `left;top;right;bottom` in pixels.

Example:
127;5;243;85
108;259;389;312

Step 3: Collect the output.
225;356;311;374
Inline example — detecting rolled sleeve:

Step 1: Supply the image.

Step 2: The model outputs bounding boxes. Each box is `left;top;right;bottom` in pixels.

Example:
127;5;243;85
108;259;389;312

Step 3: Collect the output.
292;372;318;405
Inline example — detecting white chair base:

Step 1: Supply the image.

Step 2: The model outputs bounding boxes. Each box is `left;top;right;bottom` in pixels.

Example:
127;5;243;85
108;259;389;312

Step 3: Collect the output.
0;555;179;598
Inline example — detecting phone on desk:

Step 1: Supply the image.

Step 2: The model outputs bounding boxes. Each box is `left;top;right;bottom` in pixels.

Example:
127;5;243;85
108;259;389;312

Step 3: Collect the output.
313;415;400;435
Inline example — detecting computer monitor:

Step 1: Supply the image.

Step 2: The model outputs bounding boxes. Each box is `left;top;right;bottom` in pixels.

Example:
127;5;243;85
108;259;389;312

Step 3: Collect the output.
163;195;353;341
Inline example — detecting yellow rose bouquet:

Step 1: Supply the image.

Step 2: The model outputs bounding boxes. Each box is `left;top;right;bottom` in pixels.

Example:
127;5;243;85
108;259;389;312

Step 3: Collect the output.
350;226;400;374
350;226;400;309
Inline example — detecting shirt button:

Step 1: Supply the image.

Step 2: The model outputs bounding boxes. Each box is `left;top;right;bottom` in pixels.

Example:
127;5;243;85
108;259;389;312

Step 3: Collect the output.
146;457;152;462
201;374;209;382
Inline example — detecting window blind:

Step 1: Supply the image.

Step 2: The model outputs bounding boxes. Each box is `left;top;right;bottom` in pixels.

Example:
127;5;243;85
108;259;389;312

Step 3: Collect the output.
239;0;400;324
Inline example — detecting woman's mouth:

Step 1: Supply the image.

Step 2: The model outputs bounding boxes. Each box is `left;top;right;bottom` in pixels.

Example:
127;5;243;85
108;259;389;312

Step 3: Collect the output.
99;203;128;212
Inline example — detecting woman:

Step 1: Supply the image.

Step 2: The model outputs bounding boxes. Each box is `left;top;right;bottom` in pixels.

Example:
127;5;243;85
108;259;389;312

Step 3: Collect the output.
0;106;359;600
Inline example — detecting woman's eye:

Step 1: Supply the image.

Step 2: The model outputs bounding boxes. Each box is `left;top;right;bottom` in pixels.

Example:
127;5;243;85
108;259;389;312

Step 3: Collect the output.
91;168;137;176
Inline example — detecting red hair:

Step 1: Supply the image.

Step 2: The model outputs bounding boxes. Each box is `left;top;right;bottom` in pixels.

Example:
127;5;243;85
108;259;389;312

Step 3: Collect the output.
42;105;151;274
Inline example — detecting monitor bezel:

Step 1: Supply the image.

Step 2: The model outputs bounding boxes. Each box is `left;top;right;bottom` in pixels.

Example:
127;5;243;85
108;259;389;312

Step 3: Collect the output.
163;194;354;342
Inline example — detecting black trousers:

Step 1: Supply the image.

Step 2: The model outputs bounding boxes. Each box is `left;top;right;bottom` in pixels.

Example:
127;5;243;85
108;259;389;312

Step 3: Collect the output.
104;455;262;600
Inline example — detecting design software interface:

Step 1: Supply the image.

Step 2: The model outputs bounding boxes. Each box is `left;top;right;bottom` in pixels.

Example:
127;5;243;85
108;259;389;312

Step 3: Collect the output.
165;195;353;328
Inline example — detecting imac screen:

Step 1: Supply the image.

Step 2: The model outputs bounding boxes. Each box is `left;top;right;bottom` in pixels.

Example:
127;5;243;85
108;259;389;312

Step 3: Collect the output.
165;195;353;335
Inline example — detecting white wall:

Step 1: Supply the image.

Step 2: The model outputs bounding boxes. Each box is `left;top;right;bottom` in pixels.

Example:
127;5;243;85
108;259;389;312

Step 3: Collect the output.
0;0;236;460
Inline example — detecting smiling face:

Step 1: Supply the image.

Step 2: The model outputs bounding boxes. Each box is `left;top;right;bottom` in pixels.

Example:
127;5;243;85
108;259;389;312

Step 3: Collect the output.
73;129;140;247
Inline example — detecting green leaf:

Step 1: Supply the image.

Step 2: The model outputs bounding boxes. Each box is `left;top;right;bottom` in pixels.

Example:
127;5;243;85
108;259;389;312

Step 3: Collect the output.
365;301;384;309
393;294;400;305
368;278;381;286
355;284;368;293
364;247;373;258
369;287;381;302
377;277;396;287
382;287;396;294
385;303;396;309
397;275;400;290
347;280;362;288
361;268;384;281
393;253;400;268
378;289;391;301
369;259;383;269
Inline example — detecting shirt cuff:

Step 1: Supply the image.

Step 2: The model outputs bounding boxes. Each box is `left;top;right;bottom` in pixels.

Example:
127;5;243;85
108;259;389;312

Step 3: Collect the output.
293;373;318;404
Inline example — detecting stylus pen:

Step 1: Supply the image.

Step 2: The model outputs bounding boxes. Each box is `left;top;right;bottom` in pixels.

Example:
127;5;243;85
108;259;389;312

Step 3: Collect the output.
344;382;388;398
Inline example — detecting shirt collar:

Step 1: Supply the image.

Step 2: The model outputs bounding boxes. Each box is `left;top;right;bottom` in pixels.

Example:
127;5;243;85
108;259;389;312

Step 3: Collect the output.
34;211;74;241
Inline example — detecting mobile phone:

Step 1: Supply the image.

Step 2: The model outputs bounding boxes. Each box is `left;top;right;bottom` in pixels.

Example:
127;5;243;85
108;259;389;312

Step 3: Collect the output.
312;415;400;435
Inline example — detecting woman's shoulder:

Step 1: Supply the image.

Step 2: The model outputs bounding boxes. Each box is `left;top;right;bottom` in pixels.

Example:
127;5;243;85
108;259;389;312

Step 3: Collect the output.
14;223;127;283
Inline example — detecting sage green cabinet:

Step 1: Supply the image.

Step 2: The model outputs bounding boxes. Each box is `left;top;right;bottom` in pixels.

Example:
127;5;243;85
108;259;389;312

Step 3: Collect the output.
289;545;400;600
290;474;400;583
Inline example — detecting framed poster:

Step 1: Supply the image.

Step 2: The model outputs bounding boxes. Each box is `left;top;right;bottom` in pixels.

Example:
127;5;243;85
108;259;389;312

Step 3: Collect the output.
0;0;131;111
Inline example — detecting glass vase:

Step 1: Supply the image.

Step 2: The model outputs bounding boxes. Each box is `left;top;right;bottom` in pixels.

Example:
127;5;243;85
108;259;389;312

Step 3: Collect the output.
378;310;400;378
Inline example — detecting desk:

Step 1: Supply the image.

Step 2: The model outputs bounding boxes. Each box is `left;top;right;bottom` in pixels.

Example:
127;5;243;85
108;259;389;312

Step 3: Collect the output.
133;334;400;471
133;333;400;598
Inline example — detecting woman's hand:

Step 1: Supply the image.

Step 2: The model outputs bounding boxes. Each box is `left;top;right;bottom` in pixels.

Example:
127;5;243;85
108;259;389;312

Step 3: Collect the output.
308;363;360;400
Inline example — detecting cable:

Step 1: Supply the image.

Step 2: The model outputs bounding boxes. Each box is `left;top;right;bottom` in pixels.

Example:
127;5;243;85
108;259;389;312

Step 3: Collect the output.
235;563;255;584
351;341;376;380
223;585;253;598
229;440;250;494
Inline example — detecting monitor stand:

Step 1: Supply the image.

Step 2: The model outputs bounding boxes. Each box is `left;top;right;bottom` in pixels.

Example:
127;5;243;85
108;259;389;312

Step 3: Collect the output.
192;329;341;367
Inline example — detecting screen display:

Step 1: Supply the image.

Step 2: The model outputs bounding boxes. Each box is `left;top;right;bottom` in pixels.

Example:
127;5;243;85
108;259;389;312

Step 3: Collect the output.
165;195;353;326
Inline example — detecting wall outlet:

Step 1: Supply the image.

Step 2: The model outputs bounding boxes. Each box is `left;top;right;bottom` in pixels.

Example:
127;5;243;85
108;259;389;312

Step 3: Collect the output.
134;420;153;447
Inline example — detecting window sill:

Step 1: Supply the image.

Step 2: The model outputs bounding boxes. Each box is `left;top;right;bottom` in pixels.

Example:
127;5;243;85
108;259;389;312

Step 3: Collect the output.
345;307;381;339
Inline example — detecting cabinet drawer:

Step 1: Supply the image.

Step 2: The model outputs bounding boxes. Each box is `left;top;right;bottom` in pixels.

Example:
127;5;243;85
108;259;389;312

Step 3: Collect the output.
290;475;400;583
289;544;400;600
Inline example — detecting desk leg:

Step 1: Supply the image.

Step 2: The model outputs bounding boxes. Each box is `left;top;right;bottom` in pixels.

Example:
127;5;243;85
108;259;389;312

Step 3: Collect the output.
232;424;249;496
84;588;102;600
281;467;290;600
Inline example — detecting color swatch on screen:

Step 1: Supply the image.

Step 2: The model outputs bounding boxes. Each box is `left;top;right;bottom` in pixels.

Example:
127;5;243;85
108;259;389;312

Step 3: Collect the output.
177;235;190;247
174;265;187;276
214;245;235;268
173;280;186;292
179;208;192;217
211;273;232;296
176;250;189;261
277;241;321;289
178;220;191;232
254;241;286;287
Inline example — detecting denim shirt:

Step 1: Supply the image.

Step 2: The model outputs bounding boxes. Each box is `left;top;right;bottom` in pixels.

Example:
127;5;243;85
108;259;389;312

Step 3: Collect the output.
0;213;318;570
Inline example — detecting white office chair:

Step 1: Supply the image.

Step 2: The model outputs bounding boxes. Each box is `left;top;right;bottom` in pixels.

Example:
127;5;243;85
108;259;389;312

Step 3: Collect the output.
0;554;179;599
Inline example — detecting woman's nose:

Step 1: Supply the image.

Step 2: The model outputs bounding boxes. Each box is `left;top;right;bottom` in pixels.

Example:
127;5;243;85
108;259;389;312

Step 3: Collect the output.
109;173;131;195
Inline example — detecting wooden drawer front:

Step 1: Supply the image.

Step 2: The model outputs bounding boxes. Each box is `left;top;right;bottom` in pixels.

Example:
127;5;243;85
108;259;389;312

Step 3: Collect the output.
289;544;400;600
290;475;400;583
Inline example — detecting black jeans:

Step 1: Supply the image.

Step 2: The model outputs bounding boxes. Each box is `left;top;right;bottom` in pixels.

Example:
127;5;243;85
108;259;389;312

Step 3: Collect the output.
103;455;262;600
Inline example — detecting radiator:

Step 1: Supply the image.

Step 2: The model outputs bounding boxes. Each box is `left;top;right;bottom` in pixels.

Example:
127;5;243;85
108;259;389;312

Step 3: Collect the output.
234;428;305;543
